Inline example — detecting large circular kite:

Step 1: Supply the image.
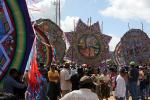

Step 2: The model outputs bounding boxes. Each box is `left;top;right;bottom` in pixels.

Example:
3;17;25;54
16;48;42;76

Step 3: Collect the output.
65;19;111;66
0;0;34;81
115;29;150;66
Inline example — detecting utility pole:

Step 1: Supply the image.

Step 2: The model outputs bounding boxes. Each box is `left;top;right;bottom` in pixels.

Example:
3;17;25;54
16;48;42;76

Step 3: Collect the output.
101;21;103;33
52;0;60;26
58;0;61;27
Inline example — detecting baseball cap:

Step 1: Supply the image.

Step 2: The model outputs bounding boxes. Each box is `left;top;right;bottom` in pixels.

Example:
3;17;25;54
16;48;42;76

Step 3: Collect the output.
80;76;93;84
64;62;70;68
129;61;135;66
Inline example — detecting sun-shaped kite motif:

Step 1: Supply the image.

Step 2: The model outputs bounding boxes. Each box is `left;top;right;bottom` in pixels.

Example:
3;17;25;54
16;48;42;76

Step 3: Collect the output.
65;19;111;66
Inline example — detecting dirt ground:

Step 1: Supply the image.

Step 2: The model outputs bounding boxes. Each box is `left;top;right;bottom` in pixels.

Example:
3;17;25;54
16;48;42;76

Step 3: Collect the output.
107;96;150;100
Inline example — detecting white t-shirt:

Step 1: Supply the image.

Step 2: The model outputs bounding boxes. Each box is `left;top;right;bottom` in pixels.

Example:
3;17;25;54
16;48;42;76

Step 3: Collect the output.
114;75;126;98
70;68;77;76
60;68;72;90
60;89;99;100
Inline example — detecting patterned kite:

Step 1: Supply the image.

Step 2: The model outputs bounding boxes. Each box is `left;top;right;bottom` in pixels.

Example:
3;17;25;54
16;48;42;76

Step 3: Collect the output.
34;19;66;64
114;29;150;66
0;0;34;83
65;19;111;66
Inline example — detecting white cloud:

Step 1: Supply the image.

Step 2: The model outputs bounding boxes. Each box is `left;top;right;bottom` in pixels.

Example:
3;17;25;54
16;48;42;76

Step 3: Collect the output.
61;16;79;32
26;0;43;5
26;0;66;21
100;0;150;22
108;34;120;51
60;16;79;50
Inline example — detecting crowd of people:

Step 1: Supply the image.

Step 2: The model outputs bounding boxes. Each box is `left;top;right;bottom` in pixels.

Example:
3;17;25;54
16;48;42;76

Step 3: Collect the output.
1;61;150;100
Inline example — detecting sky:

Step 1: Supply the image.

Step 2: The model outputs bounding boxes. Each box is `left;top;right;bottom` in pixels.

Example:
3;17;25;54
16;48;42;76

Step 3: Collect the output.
26;0;150;51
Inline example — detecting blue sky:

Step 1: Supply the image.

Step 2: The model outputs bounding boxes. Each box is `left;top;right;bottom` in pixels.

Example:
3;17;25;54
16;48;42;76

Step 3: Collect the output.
27;0;150;51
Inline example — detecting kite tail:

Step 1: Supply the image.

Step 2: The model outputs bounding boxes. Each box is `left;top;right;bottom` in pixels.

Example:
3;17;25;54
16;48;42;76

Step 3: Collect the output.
52;47;57;63
28;46;41;92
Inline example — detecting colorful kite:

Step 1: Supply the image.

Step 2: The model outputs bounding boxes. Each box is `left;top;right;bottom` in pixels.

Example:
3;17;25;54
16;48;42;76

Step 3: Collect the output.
34;19;66;64
114;29;150;66
0;0;34;84
65;19;111;66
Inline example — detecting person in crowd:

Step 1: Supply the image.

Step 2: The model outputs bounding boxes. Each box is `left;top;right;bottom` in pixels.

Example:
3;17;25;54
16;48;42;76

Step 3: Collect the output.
139;66;145;99
77;67;84;80
60;75;99;100
124;67;129;100
140;66;150;100
3;68;26;94
70;68;80;90
14;72;26;99
92;68;103;100
109;67;117;95
114;67;126;100
47;64;60;100
128;61;139;100
60;62;72;97
99;69;110;100
85;67;94;76
0;92;17;100
38;63;49;81
70;63;77;76
36;67;49;100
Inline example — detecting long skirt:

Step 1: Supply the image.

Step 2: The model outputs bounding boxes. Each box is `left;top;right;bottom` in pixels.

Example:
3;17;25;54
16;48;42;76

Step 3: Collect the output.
100;83;110;98
47;82;60;100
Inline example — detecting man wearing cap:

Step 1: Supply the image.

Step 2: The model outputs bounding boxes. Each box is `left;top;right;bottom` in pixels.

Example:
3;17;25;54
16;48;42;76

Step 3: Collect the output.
60;62;72;97
128;61;139;100
114;68;126;100
60;75;99;100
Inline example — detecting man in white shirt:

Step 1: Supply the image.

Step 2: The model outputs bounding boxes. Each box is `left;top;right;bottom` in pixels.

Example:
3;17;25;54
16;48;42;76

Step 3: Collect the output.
60;76;99;100
115;68;126;100
60;62;72;97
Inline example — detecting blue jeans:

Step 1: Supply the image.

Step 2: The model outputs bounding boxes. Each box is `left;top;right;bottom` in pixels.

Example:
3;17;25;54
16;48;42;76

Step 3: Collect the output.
119;97;124;100
145;87;149;99
115;97;124;100
125;84;129;100
129;81;139;100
